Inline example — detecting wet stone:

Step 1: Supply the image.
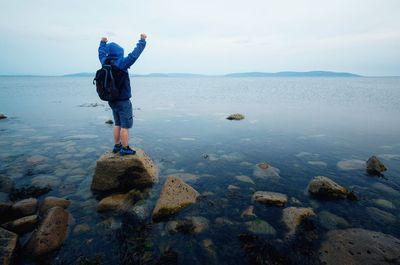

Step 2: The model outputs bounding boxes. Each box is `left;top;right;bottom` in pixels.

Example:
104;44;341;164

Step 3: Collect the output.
235;175;255;184
2;214;38;234
152;176;199;221
308;176;349;199
366;155;387;175
282;207;316;235
252;191;287;206
366;207;396;224
73;223;91;235
40;196;71;215
0;175;14;193
11;198;38;218
31;175;60;188
24;206;69;257
0;113;7;120
372;198;395;209
226;113;245;120
253;162;280;180
245;219;276;235
318;210;349;230
319;228;400;265
0;227;18;265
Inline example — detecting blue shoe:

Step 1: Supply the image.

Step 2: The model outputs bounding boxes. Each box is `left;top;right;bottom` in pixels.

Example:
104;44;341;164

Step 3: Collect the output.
120;145;136;156
113;143;122;153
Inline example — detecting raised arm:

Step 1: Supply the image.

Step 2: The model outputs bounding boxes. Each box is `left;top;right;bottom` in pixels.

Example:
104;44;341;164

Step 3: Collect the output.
120;34;147;70
98;37;108;65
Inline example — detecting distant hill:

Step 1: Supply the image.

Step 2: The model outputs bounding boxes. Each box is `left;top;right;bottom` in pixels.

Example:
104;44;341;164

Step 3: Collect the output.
225;71;361;77
63;71;361;78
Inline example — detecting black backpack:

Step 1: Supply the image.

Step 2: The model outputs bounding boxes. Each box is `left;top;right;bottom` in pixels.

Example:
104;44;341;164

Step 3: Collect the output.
93;61;122;101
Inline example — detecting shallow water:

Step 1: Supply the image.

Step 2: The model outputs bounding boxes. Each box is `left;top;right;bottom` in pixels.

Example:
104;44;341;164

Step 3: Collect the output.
0;76;400;264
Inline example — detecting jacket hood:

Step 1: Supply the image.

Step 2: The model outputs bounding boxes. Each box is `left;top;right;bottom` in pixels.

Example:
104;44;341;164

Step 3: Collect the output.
106;42;124;59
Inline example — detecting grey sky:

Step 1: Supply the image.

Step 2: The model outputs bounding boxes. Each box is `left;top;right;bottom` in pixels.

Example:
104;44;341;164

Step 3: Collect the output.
0;0;399;75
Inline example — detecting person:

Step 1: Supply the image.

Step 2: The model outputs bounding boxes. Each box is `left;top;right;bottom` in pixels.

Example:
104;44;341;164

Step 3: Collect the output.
98;34;147;155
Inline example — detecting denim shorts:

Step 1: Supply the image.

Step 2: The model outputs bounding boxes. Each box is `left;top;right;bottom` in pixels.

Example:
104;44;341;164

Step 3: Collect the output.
108;100;133;129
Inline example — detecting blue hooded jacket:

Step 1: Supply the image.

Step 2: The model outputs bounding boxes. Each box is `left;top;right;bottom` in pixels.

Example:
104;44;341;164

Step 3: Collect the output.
98;39;146;101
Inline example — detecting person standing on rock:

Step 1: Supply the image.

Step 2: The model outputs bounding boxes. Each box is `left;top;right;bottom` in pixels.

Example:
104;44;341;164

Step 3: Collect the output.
98;34;147;155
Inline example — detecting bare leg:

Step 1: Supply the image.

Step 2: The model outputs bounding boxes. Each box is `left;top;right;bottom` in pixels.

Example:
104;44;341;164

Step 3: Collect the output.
121;128;129;147
113;126;121;144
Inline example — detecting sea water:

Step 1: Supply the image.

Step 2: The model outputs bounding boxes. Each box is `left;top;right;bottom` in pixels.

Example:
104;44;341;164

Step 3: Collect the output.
0;76;399;264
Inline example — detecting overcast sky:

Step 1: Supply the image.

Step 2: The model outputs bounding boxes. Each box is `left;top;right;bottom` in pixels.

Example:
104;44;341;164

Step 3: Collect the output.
0;0;399;76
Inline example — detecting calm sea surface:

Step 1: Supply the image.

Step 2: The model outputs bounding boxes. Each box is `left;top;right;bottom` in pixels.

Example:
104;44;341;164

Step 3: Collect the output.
0;76;399;264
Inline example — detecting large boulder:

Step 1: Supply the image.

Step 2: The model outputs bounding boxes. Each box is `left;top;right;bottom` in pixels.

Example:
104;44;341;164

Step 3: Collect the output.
252;191;287;206
24;206;69;258
39;196;71;215
152;176;200;221
282;207;315;235
91;149;158;192
366;156;387;175
0;227;18;265
319;228;400;265
308;176;349;199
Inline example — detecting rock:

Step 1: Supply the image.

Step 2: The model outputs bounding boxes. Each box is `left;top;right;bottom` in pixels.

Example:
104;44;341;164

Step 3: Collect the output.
252;191;287;206
73;223;91;235
214;217;235;226
0;227;18;265
202;239;218;264
226;113;245;120
245;219;276;235
366;155;387;175
366;207;396;224
372;199;395;209
24;206;69;257
227;184;240;191
318;211;349;230
235;175;255;184
152;176;199;221
166;216;209;234
40;196;71;215
2;214;38;234
31;175;60;188
241;205;257;218
91;150;158;192
0;113;7;120
105;119;113;124
26;155;47;165
282;207;315;235
96;193;131;213
0;176;14;193
337;159;366;170
319;228;400;265
372;183;399;196
131;200;150;221
253;162;280;180
290;197;302;206
308;176;349;199
11;198;38;218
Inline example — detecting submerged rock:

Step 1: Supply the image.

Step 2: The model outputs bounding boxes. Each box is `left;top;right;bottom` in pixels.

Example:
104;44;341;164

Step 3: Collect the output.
245;219;276;235
166;216;209;234
282;207;315;235
235;175;255;184
308;176;350;199
11;198;38;218
152;176;200;221
24;206;69;257
252;191;287;206
96;193;131;213
91;149;158;192
366;207;396;224
2;215;38;234
40;196;71;215
0;227;18;265
372;198;395;209
337;159;366;170
366;155;387;175
0;175;14;193
105;119;113;124
226;113;245;120
241;206;257;218
73;223;91;235
319;228;400;265
253;162;280;180
0;113;7;120
318;211;349;230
